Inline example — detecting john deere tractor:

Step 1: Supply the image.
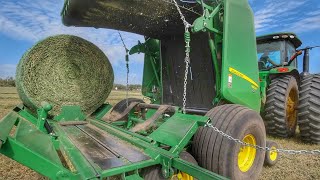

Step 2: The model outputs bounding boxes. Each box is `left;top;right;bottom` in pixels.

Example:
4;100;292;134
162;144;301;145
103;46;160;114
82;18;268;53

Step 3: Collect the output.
257;33;320;142
0;0;285;179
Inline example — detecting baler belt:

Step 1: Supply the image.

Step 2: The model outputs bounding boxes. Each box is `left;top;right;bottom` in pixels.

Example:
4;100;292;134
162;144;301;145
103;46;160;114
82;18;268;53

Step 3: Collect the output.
130;105;171;132
102;102;140;122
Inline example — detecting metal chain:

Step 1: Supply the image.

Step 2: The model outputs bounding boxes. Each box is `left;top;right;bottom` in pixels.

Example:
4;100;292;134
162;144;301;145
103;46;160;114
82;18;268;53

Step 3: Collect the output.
172;0;193;114
205;120;320;155
182;48;190;114
126;61;129;107
172;0;193;30
161;0;202;16
118;31;129;107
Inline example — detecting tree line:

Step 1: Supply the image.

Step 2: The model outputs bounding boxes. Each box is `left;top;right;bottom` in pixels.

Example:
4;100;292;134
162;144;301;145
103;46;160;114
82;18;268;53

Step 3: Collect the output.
0;77;142;90
113;84;142;91
0;77;15;87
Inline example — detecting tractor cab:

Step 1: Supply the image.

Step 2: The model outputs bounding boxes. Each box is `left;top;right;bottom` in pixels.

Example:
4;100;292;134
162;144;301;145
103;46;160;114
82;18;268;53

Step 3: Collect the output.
257;33;302;71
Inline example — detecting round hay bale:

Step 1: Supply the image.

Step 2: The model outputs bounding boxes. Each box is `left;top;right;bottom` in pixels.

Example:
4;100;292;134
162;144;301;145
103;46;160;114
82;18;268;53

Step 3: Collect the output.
16;34;114;116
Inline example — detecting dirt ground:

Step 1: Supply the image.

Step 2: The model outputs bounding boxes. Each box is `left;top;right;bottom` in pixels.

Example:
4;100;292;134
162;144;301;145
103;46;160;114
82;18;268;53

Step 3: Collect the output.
0;87;319;180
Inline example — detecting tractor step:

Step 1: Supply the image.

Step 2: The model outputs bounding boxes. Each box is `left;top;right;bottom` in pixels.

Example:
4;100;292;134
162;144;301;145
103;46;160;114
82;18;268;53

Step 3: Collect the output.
61;123;150;170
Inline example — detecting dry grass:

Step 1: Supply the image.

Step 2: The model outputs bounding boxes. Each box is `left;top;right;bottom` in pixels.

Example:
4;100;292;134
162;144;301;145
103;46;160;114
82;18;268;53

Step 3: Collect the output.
0;87;319;179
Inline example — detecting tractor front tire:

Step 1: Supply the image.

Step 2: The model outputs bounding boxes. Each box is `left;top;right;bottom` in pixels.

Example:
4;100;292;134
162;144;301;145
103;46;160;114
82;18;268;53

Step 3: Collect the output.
264;75;299;137
192;104;266;180
298;74;320;144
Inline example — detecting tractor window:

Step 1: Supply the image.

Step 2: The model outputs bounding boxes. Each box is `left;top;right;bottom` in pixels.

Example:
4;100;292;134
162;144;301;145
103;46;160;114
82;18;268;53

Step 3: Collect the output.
257;41;286;70
287;42;297;67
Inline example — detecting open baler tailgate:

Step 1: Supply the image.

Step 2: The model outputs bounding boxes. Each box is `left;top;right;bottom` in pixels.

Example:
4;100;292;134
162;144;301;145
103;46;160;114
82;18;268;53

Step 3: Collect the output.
61;0;201;38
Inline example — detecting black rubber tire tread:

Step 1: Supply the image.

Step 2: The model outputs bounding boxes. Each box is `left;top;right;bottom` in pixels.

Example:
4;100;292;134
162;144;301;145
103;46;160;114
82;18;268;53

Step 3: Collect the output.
111;98;144;114
141;151;197;180
264;75;299;137
298;74;320;144
142;166;165;180
192;104;266;180
264;141;279;166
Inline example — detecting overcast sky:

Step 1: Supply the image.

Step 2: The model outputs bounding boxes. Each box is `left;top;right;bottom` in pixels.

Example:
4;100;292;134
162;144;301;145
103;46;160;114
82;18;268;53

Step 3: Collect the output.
0;0;319;84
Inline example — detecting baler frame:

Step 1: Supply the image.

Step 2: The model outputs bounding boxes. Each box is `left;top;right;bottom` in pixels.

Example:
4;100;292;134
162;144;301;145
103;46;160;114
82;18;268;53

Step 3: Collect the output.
0;102;227;179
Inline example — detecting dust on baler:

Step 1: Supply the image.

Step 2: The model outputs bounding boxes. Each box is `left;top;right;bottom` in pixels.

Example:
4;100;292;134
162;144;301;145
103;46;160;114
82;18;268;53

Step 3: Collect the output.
0;0;283;179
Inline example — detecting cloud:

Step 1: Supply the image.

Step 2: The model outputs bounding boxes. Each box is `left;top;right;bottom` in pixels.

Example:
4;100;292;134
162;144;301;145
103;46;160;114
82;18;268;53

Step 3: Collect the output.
0;0;145;83
253;0;308;33
287;11;320;33
0;0;144;65
0;64;16;78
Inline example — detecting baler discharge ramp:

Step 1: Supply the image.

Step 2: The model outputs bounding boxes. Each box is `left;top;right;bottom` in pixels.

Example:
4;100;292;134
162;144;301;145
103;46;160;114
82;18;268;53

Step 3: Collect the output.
0;103;225;180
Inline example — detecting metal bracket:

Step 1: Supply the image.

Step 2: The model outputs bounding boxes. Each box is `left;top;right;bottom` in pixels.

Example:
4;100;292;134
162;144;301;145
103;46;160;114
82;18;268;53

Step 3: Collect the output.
161;158;174;178
192;4;222;33
36;102;52;132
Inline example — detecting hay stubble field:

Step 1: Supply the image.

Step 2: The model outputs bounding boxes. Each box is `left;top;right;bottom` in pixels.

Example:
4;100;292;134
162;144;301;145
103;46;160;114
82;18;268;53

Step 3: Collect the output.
0;87;319;180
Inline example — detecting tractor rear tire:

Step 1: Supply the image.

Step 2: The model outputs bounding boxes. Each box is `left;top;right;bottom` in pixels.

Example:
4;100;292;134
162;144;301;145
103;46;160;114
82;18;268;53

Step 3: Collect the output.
298;74;320;144
264;75;299;137
141;151;197;180
192;104;266;180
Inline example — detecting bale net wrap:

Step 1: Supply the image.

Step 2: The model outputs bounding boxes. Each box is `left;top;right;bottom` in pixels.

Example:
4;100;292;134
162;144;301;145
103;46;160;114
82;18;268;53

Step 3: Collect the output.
16;34;114;116
62;0;203;38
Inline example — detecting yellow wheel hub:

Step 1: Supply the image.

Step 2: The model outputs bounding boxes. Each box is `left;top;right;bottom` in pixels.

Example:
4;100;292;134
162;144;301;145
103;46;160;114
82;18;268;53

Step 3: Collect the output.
238;134;256;172
269;146;278;161
172;172;193;180
286;89;298;129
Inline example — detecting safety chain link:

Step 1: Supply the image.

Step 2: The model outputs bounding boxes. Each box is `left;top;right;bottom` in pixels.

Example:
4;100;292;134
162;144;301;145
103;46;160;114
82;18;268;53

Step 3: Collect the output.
118;31;130;107
172;0;193;114
205;120;320;155
172;0;193;30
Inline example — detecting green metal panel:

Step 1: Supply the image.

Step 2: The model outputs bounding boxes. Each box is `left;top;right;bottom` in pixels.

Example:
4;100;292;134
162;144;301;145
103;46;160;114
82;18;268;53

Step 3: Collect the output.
0;138;79;180
149;113;208;148
0;112;18;143
221;0;261;111
172;158;228;180
15;119;62;164
54;106;86;121
125;174;144;180
136;39;162;103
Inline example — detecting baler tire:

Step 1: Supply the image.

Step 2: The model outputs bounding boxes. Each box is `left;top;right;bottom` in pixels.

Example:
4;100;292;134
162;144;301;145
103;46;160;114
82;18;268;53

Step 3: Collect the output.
264;141;279;166
298;74;320;144
264;75;299;137
141;151;197;180
192;104;266;180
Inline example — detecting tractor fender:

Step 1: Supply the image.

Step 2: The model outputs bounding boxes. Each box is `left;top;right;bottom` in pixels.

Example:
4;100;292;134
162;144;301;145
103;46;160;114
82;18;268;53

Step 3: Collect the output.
268;68;300;85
